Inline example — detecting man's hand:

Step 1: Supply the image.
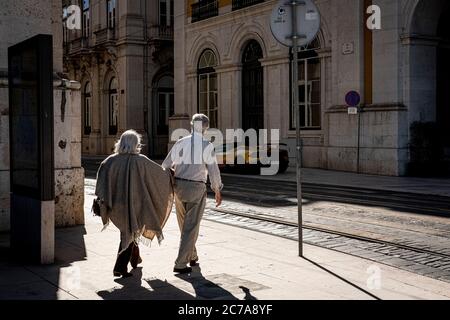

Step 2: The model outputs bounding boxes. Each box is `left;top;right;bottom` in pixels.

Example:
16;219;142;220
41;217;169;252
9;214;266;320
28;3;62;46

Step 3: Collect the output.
215;191;222;207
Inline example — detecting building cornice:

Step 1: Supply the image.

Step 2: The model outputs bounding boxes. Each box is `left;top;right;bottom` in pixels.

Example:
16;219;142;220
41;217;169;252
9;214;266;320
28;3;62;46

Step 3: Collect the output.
326;103;407;114
0;70;80;90
400;33;440;46
260;56;290;67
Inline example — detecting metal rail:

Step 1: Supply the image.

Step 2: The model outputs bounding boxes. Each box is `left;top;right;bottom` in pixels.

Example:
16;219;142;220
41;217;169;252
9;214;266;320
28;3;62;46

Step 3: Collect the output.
218;177;450;217
210;207;450;259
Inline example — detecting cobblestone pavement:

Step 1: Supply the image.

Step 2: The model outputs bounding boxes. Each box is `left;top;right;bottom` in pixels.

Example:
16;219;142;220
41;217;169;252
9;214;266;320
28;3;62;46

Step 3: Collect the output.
202;208;450;283
203;200;450;284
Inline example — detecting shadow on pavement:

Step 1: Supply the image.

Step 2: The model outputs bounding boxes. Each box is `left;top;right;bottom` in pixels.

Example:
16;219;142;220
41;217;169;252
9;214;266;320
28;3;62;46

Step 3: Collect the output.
0;226;87;300
97;268;195;300
175;266;243;300
302;256;381;301
96;267;261;300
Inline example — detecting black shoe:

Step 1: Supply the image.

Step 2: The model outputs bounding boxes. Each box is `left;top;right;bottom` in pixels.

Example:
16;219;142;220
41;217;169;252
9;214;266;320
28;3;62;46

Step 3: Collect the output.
131;256;142;269
113;271;133;278
190;260;199;267
173;267;192;274
130;245;142;269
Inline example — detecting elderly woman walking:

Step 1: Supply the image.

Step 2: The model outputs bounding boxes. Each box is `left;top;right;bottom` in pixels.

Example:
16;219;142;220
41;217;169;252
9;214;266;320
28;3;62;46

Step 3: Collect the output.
95;130;174;278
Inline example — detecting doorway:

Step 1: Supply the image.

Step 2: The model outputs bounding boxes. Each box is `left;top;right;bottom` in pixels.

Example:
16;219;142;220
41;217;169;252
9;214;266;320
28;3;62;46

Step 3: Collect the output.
152;75;174;158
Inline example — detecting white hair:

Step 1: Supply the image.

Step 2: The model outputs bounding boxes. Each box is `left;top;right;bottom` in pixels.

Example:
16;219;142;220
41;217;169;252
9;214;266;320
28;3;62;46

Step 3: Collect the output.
114;130;142;154
191;113;210;133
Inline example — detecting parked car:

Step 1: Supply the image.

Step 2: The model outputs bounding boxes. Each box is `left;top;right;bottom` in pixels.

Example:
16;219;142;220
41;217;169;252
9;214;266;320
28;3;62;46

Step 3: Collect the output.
215;142;289;174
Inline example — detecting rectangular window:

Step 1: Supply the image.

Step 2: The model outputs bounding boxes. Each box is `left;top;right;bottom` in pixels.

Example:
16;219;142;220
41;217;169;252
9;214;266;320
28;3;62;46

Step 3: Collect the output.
109;93;118;135
199;73;218;128
107;0;116;29
157;92;174;135
159;0;174;26
170;0;174;26
82;0;90;38
62;7;69;44
84;96;91;135
191;0;218;23
232;0;264;11
159;0;167;26
291;57;321;130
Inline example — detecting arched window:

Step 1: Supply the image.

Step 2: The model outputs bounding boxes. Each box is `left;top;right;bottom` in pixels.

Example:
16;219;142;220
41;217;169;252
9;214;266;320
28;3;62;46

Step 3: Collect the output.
198;49;218;128
291;37;321;130
83;81;92;135
242;40;263;64
108;77;118;135
242;40;264;131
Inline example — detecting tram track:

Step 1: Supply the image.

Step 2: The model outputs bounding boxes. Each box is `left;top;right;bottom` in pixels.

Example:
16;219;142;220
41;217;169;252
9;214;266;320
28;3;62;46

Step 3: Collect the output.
220;175;450;217
204;206;450;283
209;206;450;259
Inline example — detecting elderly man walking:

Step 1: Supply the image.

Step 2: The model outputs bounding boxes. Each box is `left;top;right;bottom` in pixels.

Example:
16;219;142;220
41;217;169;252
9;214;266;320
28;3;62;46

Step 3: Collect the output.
163;114;223;274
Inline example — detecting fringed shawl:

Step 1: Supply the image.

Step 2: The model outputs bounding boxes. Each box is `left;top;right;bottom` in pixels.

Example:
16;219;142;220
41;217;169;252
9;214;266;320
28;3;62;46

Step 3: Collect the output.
95;154;174;253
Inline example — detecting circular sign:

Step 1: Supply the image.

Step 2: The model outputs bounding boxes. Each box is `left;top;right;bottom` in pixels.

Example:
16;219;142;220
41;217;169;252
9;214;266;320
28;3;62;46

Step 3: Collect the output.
270;0;321;48
345;91;361;107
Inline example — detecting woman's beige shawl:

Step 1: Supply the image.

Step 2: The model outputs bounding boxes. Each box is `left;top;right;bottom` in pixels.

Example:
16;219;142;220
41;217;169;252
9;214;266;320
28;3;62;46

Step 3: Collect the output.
95;153;174;253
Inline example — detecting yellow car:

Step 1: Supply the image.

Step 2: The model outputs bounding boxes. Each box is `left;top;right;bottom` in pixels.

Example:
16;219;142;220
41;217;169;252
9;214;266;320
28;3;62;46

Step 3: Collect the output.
215;142;289;174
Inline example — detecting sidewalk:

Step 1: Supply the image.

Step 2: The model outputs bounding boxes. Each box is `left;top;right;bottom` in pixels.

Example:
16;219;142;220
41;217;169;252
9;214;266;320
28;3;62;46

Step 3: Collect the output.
223;167;450;197
0;190;449;300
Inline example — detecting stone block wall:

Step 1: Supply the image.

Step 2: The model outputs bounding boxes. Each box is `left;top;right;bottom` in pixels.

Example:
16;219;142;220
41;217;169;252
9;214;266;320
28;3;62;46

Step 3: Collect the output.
325;105;409;176
54;88;85;227
0;0;84;231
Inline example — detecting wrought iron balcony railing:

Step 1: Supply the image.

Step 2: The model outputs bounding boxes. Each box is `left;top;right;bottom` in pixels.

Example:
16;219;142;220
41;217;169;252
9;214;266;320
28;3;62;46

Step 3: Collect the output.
191;0;218;23
232;0;264;11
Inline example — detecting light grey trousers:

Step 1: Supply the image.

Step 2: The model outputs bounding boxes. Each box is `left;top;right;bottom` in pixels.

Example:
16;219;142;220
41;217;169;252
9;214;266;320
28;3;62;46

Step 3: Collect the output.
174;179;207;269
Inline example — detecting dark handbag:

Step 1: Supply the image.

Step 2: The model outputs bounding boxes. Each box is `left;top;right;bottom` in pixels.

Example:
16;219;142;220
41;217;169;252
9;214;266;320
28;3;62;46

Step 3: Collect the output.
92;198;101;216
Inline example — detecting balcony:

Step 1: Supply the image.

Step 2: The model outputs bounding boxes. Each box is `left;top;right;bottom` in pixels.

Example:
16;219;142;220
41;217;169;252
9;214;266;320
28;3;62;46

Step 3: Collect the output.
67;37;90;55
94;28;117;46
232;0;264;11
191;0;218;23
148;25;174;42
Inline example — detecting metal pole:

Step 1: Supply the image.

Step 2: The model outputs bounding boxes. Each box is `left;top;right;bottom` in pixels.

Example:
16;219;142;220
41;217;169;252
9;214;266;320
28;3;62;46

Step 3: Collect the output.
291;0;303;257
357;106;361;174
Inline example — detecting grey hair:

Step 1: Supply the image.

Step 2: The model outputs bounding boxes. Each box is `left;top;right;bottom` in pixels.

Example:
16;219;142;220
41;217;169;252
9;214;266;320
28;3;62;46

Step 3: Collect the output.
191;113;210;133
114;130;142;154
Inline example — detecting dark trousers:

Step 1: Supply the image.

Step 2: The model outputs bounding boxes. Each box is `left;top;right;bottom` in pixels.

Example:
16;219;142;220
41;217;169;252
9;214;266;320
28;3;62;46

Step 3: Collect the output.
113;240;140;273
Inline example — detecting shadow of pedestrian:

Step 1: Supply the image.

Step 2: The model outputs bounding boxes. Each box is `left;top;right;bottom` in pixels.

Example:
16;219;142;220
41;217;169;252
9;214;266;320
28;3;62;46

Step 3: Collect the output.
239;286;257;300
175;266;239;300
97;267;195;300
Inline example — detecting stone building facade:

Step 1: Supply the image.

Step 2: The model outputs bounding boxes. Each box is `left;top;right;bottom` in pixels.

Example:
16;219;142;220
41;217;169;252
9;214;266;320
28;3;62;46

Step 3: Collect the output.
0;0;84;231
63;0;174;158
172;0;450;176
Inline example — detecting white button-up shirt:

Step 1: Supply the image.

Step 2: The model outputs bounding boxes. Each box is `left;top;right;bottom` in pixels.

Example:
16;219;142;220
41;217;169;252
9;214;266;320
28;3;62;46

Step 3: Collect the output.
162;132;223;193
